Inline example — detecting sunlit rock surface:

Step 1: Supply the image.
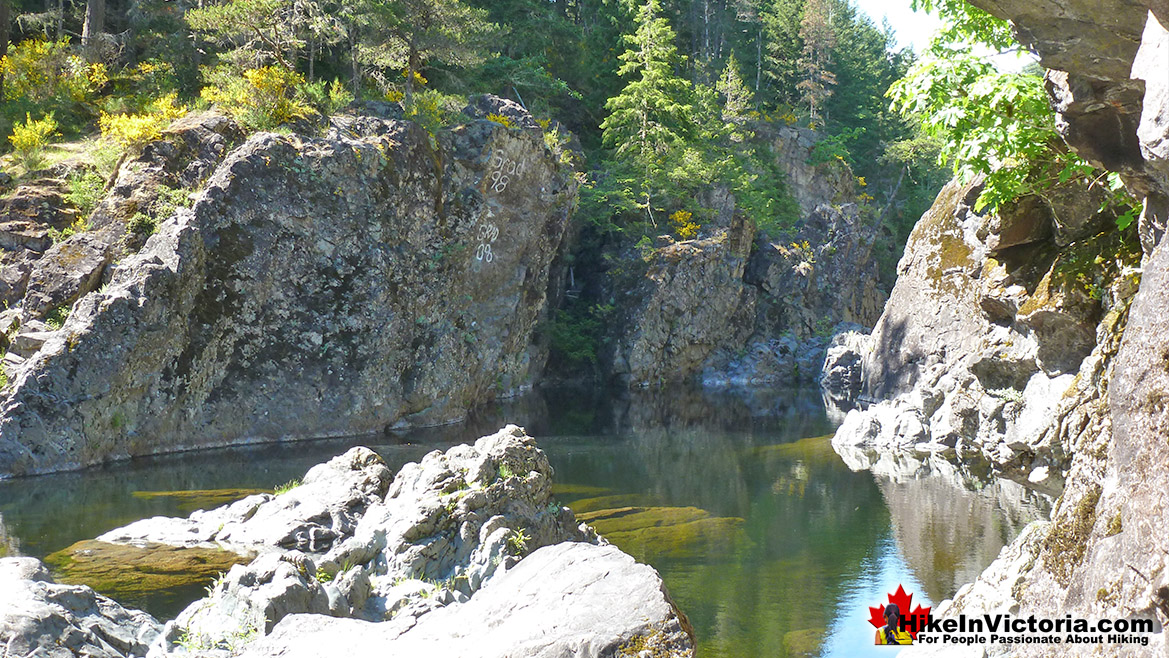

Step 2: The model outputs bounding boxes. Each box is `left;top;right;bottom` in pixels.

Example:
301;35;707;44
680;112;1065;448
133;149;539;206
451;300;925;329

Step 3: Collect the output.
0;556;162;658
92;426;695;657
0;96;579;478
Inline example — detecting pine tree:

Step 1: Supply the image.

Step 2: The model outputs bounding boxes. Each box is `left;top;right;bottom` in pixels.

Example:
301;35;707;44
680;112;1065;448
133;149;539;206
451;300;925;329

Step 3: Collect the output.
716;51;753;133
600;0;696;224
760;0;804;106
797;0;837;124
347;0;497;106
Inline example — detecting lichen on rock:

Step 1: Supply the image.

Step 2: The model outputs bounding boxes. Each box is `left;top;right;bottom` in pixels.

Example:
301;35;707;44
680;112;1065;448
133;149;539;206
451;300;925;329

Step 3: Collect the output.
0;96;580;479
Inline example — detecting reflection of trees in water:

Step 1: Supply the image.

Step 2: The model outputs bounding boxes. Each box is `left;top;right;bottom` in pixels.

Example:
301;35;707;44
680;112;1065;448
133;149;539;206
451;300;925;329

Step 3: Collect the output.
874;458;1051;603
537;385;891;658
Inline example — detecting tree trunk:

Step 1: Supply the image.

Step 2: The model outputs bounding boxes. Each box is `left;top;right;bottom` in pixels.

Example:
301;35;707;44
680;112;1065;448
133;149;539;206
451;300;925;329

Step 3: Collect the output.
349;30;361;96
308;36;315;82
0;0;10;99
82;0;105;51
405;46;418;108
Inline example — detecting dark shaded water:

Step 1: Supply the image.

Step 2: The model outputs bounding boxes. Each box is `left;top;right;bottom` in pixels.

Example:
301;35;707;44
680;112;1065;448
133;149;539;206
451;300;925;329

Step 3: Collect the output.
0;386;1047;657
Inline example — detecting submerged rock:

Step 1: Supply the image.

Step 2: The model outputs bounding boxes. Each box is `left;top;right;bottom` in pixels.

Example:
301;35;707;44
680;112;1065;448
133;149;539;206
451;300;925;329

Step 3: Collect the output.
83;426;693;656
0;556;162;658
575;505;748;561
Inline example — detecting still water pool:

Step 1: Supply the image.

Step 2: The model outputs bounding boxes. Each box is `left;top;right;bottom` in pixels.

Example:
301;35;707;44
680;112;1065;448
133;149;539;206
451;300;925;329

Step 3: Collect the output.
0;386;1049;657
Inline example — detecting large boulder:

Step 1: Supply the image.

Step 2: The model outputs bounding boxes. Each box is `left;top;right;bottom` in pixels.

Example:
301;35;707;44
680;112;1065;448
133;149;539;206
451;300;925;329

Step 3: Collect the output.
239;543;695;658
834;177;1141;485
0;556;162;658
132;426;616;655
0;99;579;478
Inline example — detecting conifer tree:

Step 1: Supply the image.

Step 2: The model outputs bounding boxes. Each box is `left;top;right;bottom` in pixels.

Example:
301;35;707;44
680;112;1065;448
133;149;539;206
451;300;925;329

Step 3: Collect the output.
347;0;496;106
600;0;696;224
716;51;753;133
797;0;837;124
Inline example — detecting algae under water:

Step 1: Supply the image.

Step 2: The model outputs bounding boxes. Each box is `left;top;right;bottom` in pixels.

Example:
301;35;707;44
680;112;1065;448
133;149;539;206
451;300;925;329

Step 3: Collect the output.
0;386;1048;657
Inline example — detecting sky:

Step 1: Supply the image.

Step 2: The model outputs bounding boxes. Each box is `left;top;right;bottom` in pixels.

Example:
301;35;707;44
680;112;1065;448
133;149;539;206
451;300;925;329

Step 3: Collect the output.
852;0;1038;71
852;0;943;52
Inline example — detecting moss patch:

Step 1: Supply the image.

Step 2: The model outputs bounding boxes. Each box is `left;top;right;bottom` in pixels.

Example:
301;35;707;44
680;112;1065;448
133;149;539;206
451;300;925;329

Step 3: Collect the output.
45;540;252;617
131;488;268;514
751;434;838;466
579;506;748;561
618;629;689;657
1042;486;1101;586
568;494;662;514
550;483;612;497
1105;513;1122;537
782;628;825;657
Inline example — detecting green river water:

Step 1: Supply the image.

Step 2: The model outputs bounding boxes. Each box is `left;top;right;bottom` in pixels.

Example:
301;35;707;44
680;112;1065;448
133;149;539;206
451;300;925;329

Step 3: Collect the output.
0;386;1049;657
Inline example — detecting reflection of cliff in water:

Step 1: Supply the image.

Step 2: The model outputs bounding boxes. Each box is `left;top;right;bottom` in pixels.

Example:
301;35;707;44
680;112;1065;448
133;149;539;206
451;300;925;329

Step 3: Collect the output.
537;385;886;657
836;446;1052;603
0;512;21;557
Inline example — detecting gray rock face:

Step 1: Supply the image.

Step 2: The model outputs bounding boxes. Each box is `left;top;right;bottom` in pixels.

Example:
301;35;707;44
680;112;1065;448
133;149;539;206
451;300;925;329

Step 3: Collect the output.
850;4;1169;656
819;324;871;404
22;232;113;316
968;0;1169;254
125;426;622;655
835;177;1140;486
608;214;758;387
0;100;578;478
239;543;695;658
609;199;885;389
0;556;162;658
770;126;856;216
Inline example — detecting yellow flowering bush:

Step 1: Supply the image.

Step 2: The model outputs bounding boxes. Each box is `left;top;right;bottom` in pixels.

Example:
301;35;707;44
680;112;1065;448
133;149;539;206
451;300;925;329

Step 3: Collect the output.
9;113;59;170
0;39;105;104
100;93;188;148
201;66;312;131
485;113;515;129
670;209;700;240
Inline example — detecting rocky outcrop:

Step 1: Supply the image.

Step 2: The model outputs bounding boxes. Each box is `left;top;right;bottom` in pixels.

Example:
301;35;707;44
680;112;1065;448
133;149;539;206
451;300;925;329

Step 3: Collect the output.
606;175;885;388
966;0;1169;255
830;177;1141;490
239;542;693;658
848;4;1169;656
83;426;692;656
0;556;162;657
0;97;579;478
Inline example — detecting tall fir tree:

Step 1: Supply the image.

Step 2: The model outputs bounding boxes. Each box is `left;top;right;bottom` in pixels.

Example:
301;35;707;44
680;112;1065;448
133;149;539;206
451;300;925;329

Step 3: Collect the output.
600;0;696;224
796;0;836;123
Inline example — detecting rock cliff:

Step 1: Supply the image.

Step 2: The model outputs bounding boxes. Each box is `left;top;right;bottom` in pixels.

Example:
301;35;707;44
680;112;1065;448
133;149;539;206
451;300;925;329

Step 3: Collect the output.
841;4;1169;656
0;97;579;478
604;127;886;388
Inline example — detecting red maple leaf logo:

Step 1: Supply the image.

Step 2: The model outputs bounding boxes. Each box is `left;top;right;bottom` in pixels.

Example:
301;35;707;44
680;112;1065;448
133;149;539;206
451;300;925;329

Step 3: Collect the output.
867;584;932;640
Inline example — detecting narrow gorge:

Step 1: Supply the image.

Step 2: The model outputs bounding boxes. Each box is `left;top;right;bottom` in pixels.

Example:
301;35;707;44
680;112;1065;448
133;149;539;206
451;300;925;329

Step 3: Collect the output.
0;0;1167;656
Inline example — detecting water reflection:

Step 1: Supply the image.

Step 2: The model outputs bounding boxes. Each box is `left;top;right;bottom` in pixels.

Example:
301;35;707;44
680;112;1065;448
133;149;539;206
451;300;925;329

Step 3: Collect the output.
832;444;1052;606
0;386;1047;658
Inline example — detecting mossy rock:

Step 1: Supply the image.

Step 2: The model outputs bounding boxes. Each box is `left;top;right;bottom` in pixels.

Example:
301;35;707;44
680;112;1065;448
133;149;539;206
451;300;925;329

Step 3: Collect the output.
131;487;268;513
550;483;612;497
751;434;838;466
579;506;748;560
45;540;252;618
568;493;662;514
782;628;825;657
